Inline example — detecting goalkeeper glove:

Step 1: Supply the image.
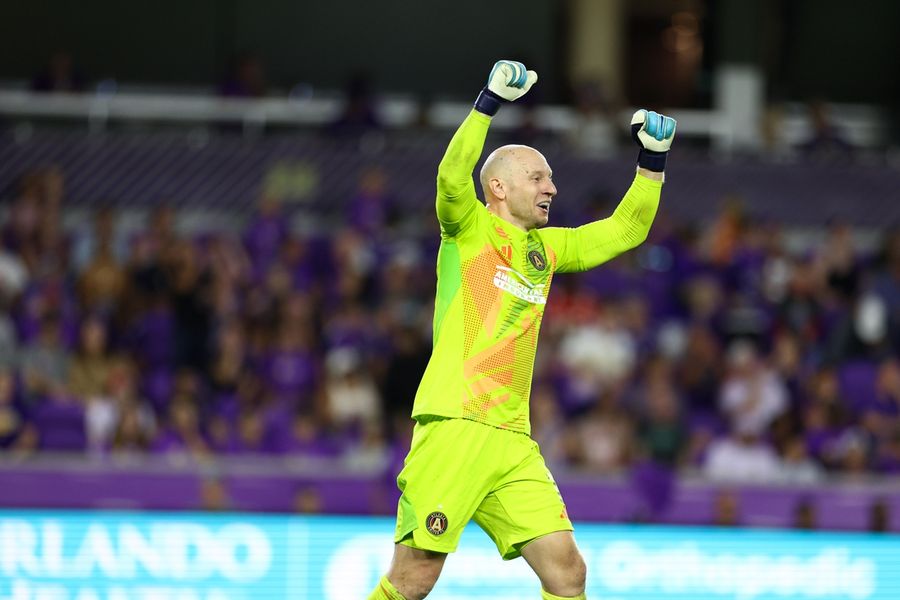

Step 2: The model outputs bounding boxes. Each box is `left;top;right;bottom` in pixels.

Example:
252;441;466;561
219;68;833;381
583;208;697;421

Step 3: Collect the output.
474;60;538;117
631;109;676;172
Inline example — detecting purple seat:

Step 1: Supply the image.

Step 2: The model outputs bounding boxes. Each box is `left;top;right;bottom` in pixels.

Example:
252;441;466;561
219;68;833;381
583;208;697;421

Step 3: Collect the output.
837;361;878;411
33;398;85;451
142;368;174;413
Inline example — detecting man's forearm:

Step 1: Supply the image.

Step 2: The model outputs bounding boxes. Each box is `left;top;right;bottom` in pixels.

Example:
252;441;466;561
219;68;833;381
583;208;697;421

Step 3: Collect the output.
572;173;662;270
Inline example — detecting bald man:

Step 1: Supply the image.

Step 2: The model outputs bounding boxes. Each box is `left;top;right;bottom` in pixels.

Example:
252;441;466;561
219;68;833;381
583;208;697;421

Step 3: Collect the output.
370;61;676;600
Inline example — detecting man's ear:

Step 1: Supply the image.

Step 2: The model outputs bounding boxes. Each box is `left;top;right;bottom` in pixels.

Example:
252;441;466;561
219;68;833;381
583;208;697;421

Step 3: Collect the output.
489;177;506;200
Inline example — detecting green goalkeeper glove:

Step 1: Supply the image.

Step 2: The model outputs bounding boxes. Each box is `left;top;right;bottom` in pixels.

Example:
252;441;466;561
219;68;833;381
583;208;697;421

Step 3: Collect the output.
474;60;538;117
631;109;677;172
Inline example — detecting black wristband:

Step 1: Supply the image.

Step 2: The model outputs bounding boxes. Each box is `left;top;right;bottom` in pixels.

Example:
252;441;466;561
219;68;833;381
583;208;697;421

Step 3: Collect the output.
631;121;668;172
637;148;667;172
474;88;504;117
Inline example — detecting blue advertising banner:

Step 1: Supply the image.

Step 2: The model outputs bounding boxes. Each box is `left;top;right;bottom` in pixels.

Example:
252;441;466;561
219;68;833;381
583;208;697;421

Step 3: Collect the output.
0;510;896;599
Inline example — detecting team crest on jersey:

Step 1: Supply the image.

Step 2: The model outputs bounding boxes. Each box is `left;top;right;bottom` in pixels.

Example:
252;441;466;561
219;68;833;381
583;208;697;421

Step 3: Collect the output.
528;250;546;271
426;511;448;536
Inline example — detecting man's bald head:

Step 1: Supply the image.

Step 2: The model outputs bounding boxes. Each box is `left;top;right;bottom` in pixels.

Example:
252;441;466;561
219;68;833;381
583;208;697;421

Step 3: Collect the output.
479;144;548;202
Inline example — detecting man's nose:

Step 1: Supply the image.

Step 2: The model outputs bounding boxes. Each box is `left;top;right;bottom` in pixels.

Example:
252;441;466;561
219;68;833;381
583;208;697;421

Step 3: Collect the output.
545;181;557;196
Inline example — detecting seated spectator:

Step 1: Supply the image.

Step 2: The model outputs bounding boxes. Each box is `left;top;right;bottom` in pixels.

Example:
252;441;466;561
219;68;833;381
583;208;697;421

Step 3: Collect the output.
323;347;380;432
151;396;210;458
704;431;782;483
19;313;70;405
868;499;891;533
276;409;342;457
31;393;85;452
110;400;155;457
719;341;789;437
231;408;268;453
0;369;36;452
529;384;568;469
828;293;896;363
199;477;232;512
68;316;125;400
294;486;323;514
570;391;635;474
780;435;825;483
793;498;818;530
77;209;128;314
711;489;742;527
797;99;854;162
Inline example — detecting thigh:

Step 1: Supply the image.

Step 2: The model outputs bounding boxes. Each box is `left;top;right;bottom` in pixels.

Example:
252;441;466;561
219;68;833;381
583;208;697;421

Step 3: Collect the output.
520;530;586;597
394;417;499;554
472;436;573;560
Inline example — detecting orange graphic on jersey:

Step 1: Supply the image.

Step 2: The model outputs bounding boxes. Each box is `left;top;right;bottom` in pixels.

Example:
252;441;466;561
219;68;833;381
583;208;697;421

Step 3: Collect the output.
460;245;503;355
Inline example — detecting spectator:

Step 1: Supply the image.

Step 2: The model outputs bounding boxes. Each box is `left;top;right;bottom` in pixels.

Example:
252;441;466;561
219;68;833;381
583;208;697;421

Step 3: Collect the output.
220;53;267;98
31;51;85;93
294;486;323;514
793;498;817;530
19;314;70;404
347;167;395;237
78;209;128;314
0;292;20;370
780;435;825;483
868;499;891;533
166;239;213;370
0;369;35;451
328;72;381;136
199;477;232;511
323;347;381;431
719;341;789;437
151;396;210;459
797;99;854;162
67;316;123;400
566;79;619;160
712;490;741;527
110;400;154;457
570;391;635;474
704;431;782;483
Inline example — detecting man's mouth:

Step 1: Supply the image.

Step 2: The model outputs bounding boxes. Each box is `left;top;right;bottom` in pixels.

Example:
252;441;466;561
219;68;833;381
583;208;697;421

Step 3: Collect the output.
537;201;551;215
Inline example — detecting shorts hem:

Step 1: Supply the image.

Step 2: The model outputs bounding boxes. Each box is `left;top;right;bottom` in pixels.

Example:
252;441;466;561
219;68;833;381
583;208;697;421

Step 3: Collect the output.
396;530;457;555
501;523;576;560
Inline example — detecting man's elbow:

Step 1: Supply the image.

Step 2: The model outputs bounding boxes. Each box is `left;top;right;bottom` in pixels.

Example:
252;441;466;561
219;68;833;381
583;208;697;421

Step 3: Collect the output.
628;227;651;249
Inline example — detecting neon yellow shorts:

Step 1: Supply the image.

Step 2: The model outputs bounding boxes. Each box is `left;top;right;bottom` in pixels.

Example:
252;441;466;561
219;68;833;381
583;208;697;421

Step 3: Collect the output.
393;416;573;560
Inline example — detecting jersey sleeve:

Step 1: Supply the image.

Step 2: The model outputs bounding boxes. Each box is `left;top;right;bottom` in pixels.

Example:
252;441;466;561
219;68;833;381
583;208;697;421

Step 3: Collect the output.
435;109;492;237
542;172;662;273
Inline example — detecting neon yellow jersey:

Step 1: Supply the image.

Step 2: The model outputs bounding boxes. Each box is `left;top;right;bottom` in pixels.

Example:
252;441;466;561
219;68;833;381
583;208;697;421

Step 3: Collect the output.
413;110;663;434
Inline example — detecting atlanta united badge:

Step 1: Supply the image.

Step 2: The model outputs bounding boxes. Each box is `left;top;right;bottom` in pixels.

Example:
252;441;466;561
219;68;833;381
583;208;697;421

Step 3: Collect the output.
426;511;448;536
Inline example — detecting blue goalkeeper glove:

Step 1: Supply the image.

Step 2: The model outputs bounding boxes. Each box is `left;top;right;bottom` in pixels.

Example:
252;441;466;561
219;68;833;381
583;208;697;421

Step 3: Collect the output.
474;60;538;117
631;109;677;172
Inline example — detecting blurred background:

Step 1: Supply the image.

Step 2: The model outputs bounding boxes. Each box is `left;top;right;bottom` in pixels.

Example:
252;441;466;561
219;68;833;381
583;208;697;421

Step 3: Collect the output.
1;0;900;598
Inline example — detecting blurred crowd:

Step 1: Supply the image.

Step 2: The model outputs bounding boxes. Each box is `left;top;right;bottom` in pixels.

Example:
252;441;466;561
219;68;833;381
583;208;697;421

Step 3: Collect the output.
1;160;900;499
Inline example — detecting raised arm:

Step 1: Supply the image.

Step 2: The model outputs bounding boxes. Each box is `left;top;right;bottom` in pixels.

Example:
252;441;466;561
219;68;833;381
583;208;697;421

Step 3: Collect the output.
436;60;537;236
435;110;491;232
542;173;662;272
543;109;676;272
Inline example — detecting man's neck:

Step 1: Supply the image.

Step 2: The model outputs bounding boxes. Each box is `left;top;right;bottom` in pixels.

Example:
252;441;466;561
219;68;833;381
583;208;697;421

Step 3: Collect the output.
486;204;529;232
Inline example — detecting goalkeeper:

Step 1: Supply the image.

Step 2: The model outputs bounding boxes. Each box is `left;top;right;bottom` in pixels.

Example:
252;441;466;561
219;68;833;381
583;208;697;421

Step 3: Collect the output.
369;60;676;600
